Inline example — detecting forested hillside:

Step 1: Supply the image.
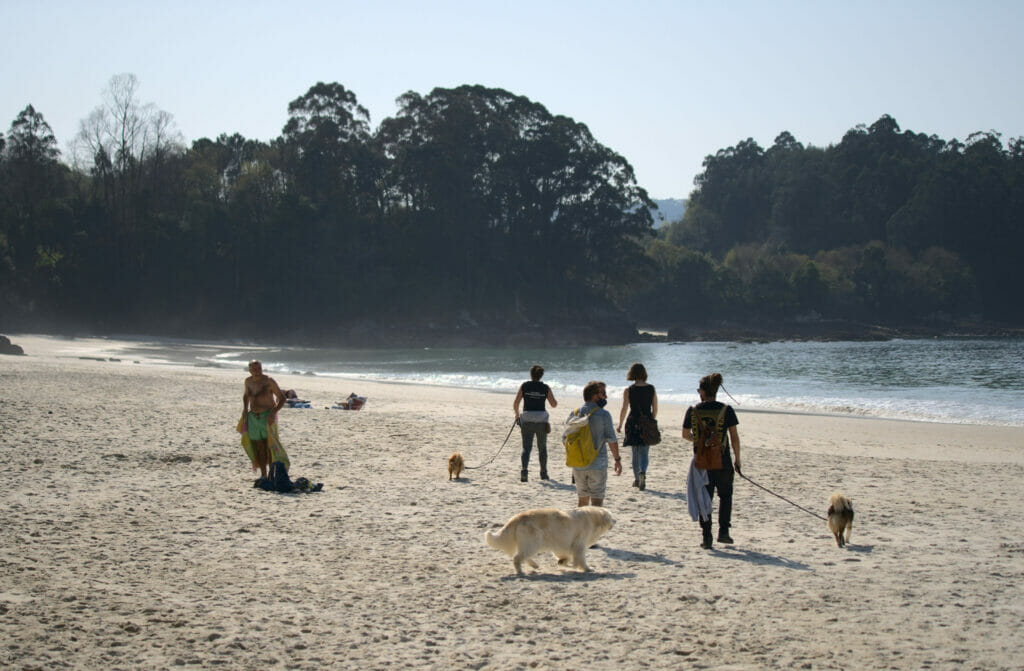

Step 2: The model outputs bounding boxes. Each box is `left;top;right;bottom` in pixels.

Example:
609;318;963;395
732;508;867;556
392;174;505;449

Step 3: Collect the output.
0;78;652;345
1;76;1021;345
648;117;1024;337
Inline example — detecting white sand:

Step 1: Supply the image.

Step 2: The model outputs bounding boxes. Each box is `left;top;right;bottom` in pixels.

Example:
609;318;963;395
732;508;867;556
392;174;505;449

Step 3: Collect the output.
2;334;1022;670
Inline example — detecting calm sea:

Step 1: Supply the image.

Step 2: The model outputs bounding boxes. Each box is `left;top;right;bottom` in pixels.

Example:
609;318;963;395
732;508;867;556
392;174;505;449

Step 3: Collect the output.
110;338;1024;427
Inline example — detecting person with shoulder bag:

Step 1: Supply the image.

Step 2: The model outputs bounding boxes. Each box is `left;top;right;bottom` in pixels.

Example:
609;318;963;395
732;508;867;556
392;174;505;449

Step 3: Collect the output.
616;362;659;491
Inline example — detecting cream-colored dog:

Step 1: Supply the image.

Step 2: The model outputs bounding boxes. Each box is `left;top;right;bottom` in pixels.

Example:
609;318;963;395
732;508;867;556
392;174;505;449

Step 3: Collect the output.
827;492;854;547
484;506;614;574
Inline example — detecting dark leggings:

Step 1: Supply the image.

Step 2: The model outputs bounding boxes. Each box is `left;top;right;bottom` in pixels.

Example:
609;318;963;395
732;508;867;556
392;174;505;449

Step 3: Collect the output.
520;421;548;472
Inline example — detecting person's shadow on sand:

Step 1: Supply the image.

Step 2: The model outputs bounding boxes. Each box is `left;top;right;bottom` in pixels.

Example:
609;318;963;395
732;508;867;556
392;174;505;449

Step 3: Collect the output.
634;487;687;502
711;547;812;571
537;479;576;492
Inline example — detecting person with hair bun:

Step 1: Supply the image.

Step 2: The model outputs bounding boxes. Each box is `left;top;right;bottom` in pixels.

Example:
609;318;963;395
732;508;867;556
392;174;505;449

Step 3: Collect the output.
682;372;741;549
513;365;558;482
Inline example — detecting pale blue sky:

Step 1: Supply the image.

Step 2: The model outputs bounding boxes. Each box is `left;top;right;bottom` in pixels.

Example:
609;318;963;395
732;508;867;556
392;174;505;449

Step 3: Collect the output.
4;0;1022;198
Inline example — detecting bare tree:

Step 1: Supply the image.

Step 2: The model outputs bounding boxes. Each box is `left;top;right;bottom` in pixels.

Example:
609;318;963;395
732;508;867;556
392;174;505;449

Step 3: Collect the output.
70;74;183;275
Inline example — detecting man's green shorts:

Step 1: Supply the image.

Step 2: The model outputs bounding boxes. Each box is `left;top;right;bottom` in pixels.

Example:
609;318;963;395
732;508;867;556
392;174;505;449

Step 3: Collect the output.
247;410;271;440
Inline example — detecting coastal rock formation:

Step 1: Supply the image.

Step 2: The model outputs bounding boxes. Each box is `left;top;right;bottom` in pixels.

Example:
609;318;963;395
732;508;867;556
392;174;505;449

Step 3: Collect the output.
0;335;25;355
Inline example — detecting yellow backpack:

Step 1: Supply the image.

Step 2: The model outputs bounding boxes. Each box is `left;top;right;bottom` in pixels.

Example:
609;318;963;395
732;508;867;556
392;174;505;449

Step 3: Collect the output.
562;406;600;468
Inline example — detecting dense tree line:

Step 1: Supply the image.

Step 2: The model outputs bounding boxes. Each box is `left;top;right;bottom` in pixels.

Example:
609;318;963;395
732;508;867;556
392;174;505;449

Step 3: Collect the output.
0;76;653;343
1;76;1021;344
647;116;1024;332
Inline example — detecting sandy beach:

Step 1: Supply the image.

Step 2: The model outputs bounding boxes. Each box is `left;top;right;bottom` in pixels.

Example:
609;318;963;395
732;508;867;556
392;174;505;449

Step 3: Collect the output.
2;334;1022;670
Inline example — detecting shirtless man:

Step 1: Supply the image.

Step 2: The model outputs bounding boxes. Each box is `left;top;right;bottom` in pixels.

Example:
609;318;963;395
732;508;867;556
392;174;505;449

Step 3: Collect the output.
241;360;286;478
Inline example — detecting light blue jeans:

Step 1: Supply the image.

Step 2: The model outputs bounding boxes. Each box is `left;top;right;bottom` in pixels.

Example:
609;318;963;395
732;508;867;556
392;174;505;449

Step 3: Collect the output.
631;445;650;477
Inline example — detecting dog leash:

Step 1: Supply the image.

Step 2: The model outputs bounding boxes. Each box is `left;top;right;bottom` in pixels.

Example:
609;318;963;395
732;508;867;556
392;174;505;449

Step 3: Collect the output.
737;470;827;521
465;418;519;470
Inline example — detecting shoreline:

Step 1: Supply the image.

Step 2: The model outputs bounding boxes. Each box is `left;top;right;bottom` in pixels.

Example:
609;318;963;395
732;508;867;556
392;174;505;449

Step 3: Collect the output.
6;317;1024;349
6;335;1024;463
7;333;1023;429
2;335;1023;668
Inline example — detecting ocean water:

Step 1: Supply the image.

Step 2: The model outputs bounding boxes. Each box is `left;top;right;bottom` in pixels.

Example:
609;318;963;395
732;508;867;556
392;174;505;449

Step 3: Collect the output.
110;337;1024;427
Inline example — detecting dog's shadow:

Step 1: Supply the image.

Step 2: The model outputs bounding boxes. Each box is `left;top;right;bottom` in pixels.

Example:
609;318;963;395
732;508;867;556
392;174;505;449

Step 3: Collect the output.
501;569;636;583
596;546;679;566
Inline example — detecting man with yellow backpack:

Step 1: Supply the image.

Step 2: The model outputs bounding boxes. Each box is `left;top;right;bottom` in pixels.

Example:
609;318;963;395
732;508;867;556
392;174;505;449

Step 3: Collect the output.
563;381;622;507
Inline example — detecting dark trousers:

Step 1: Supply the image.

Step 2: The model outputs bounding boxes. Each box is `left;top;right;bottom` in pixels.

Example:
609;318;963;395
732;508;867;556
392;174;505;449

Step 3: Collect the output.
520;421;548;474
699;468;734;534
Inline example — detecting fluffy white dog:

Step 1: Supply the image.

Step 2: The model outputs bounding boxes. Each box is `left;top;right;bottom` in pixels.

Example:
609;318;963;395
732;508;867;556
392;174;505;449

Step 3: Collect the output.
484;506;614;574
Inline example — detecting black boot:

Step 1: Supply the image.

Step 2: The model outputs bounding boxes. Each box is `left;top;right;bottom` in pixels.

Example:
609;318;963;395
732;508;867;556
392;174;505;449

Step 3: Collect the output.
638;472;646;491
700;520;713;549
521;470;528;482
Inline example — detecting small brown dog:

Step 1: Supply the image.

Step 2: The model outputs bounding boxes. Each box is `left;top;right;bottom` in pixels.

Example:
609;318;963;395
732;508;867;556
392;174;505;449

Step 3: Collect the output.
448;452;465;480
827;492;854;547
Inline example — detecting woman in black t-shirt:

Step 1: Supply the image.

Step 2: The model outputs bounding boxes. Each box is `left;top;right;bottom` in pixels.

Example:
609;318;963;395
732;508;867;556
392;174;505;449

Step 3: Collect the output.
513;365;558;482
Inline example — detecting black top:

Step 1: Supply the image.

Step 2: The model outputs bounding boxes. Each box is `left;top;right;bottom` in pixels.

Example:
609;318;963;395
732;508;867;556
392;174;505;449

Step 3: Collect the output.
520;381;551;412
623;383;655;446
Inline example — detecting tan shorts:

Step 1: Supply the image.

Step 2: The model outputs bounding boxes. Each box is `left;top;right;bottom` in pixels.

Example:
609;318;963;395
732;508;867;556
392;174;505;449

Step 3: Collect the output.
574;468;608;499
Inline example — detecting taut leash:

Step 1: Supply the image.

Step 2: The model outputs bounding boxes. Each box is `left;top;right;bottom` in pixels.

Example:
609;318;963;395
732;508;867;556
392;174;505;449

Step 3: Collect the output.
465;418;520;470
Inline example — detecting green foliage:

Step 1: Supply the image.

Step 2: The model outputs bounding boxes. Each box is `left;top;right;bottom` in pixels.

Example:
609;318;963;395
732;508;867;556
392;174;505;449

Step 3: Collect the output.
651;114;1022;328
1;87;1019;337
0;81;654;340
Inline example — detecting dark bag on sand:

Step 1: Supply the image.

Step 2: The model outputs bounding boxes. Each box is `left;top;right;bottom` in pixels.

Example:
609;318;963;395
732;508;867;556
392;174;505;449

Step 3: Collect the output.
292;477;324;493
269;460;293;493
692;405;728;470
639;415;661;445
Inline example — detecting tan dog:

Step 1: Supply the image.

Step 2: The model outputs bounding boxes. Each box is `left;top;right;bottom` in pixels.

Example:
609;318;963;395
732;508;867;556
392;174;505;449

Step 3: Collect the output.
447;452;464;480
484;506;615;574
827;492;854;547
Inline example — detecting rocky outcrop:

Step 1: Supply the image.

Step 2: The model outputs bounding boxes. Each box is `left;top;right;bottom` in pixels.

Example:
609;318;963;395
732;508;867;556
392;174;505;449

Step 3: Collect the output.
0;335;25;355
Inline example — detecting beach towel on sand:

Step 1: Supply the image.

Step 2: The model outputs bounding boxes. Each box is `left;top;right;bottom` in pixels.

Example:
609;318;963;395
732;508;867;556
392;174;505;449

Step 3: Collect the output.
236;415;290;471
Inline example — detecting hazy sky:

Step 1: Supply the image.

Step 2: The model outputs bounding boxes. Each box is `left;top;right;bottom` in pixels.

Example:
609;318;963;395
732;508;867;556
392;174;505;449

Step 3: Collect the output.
4;1;1022;198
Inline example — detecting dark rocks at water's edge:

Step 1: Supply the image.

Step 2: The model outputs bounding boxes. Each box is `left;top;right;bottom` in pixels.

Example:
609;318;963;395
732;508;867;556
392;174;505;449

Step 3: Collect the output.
292;316;641;348
662;318;1024;343
278;316;1024;348
8;315;1021;351
0;335;25;355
